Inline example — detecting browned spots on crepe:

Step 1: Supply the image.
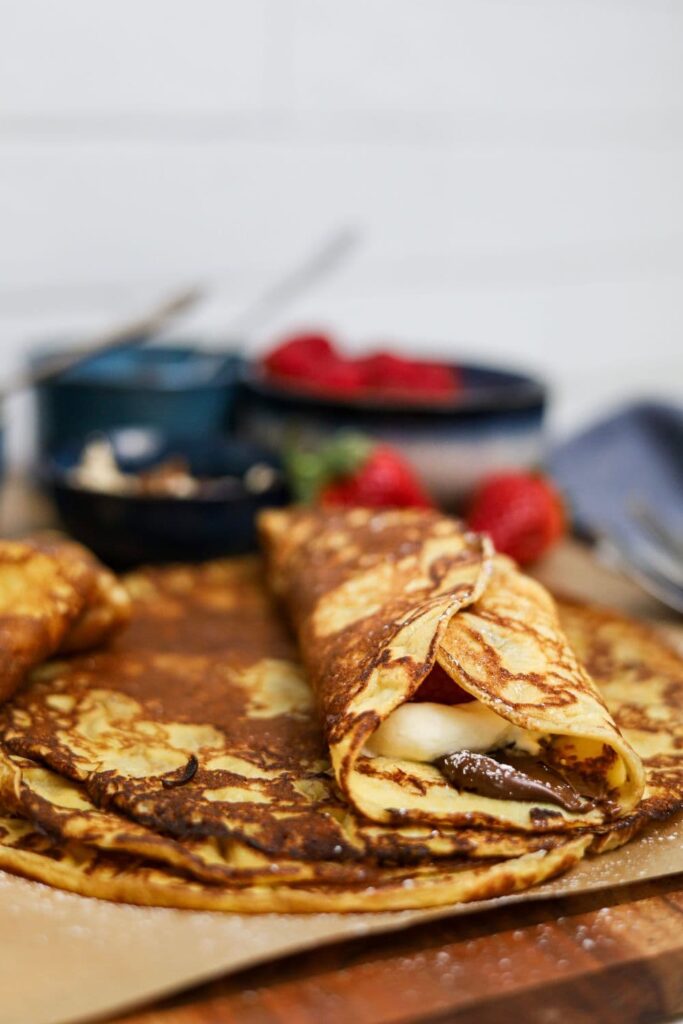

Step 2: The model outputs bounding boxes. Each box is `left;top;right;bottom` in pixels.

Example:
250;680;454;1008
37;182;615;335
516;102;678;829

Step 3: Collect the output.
0;555;561;870
0;535;130;702
558;599;683;831
0;547;680;910
260;509;646;832
0;808;591;913
261;507;490;713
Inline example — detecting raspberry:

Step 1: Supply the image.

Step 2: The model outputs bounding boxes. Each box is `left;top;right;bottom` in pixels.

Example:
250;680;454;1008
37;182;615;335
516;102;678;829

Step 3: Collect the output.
263;333;337;381
411;664;474;705
357;352;459;396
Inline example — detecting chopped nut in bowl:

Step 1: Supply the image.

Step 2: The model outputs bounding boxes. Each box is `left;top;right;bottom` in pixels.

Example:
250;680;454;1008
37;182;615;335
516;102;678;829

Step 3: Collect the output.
43;428;289;568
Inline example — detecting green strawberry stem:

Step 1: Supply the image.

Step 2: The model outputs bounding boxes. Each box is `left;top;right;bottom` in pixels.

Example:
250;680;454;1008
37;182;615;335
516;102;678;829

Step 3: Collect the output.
285;432;374;503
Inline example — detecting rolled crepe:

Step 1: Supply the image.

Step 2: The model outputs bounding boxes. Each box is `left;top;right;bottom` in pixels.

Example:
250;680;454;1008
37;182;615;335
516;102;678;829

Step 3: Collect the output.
0;536;130;702
260;507;645;831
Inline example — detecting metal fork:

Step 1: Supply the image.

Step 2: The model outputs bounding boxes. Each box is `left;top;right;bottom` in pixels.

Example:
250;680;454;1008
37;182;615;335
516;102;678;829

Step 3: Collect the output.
629;501;683;588
597;501;683;614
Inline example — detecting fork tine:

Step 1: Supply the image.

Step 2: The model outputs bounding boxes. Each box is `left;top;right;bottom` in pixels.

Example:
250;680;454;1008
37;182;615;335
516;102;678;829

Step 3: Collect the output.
629;500;683;562
598;536;683;615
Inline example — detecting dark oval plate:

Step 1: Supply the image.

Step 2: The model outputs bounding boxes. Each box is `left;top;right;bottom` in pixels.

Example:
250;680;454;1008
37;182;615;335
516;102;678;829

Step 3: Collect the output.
235;360;547;507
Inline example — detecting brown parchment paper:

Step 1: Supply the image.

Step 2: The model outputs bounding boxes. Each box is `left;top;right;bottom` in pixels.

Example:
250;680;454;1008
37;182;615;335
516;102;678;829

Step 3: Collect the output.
0;813;681;1024
0;531;680;1024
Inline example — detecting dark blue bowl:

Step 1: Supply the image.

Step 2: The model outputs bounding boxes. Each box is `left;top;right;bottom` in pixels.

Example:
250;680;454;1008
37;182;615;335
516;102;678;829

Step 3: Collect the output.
43;429;289;569
0;416;5;497
235;361;547;507
31;345;241;461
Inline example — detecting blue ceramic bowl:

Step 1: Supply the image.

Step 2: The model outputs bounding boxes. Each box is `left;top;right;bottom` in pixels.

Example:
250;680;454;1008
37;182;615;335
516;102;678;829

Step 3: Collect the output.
0;413;5;497
31;345;241;461
43;428;289;569
235;362;547;507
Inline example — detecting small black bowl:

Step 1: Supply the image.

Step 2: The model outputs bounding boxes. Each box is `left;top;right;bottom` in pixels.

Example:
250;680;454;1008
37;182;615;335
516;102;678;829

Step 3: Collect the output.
235;360;547;507
43;429;289;569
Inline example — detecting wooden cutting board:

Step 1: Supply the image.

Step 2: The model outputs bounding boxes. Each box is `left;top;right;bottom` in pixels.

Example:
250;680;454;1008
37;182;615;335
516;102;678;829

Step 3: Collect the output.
107;539;683;1024
113;874;683;1024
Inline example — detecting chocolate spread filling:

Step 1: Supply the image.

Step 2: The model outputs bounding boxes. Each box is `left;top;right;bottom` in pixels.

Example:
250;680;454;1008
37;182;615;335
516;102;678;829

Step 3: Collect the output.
435;750;595;812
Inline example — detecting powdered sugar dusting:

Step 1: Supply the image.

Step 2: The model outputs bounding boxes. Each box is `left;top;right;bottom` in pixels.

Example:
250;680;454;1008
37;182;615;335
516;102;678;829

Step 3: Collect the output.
1;811;682;1024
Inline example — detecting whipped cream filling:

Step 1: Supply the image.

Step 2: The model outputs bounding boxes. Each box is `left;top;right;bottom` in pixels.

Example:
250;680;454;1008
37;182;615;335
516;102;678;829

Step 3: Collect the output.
365;700;541;763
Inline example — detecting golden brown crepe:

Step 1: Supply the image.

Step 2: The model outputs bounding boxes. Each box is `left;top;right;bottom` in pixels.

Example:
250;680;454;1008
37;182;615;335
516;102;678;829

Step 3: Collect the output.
0;748;429;887
259;508;644;833
0;547;680;912
558;599;683;834
0;557;554;872
51;542;131;654
0;810;590;913
0;745;568;890
0;536;130;702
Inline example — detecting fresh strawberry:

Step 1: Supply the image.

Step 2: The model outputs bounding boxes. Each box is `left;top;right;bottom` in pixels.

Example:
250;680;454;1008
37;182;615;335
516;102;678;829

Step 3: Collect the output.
286;434;434;508
356;352;460;396
411;664;475;705
467;472;566;565
320;444;434;509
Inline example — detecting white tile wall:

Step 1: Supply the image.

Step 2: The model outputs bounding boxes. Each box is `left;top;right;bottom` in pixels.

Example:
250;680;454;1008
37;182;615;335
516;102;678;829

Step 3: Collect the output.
1;0;681;462
1;2;269;115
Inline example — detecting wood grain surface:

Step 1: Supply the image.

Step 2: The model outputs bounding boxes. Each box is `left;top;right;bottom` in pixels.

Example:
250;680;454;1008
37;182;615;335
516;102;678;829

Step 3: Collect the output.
113;872;683;1024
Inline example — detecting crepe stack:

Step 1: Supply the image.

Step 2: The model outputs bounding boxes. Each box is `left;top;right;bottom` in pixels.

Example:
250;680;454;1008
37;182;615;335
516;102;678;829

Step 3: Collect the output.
0;514;679;912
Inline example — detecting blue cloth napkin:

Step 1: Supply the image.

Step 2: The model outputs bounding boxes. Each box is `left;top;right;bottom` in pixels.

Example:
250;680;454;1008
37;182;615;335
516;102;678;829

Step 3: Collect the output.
549;401;683;548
